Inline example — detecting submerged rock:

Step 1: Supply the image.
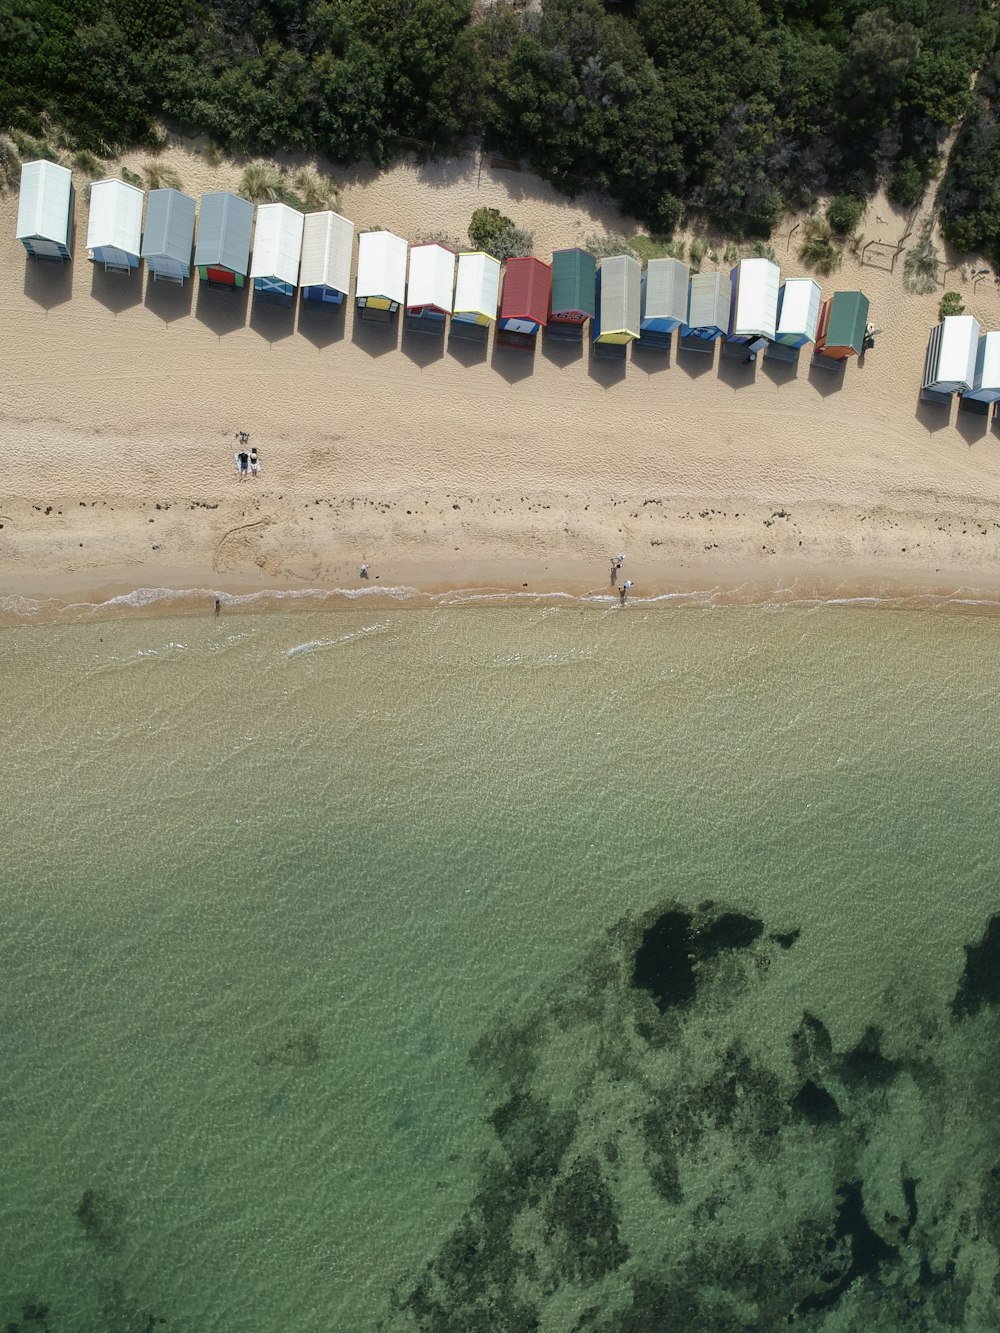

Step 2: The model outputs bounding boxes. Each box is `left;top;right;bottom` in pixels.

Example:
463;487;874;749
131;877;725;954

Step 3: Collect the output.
952;914;1000;1018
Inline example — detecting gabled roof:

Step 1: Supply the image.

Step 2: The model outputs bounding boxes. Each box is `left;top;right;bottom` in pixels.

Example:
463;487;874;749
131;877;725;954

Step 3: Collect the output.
598;255;641;337
931;314;979;385
643;257;689;324
974;331;1000;393
15;160;73;245
250;202;305;286
824;290;870;352
776;278;821;339
299;211;354;293
356;230;408;303
87;179;144;256
732;257;780;339
687;271;730;330
407;242;455;312
551;247;596;316
194;192;254;273
454;251;501;319
501;256;551;324
141;188;196;263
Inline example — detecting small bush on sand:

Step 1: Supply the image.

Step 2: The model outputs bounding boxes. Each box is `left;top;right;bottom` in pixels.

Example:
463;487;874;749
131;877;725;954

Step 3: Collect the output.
120;166;142;187
0;134;20;192
688;237;707;270
799;216;843;276
239;161;284;204
939;290;965;319
583;231;638;260
142;160;182;191
12;130;57;161
469;207;533;259
903;226;940;294
750;240;777;261
631;235;682;264
72;149;103;178
723;241;739;264
827;194;864;236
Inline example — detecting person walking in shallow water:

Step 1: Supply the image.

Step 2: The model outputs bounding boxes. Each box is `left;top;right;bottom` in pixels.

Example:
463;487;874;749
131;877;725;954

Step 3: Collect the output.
621;579;633;605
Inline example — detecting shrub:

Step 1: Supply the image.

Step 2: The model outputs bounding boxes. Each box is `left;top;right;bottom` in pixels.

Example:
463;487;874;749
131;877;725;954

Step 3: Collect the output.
903;227;940;294
827;194;864;236
799;215;843;276
293;166;339;212
119;166;142;187
939;291;965;318
651;192;684;237
239;161;285;204
0;134;19;192
468;207;532;259
723;242;739;265
12;130;57;162
72;149;103;177
688;237;707;270
889;158;924;208
631;235;682;264
142;161;182;191
583;231;638;260
750;241;777;261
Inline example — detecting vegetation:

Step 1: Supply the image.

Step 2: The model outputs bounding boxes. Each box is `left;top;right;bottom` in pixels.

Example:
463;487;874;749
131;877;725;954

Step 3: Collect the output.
584;232;638;261
939;290;965;317
827;195;864;236
688;237;707;270
631;234;683;264
142;160;182;191
468;207;532;259
799;216;843;276
903;227;941;293
0;0;997;241
239;161;285;205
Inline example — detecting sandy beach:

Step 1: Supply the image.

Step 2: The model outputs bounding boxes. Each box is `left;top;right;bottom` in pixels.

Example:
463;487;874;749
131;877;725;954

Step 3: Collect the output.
4;141;1000;620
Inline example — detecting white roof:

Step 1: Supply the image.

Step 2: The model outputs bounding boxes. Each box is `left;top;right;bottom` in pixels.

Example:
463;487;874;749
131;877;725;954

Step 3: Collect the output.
453;252;501;319
250;203;304;285
16;160;73;245
732;257;780;339
776;278;821;339
974;331;1000;393
87;179;144;256
356;230;407;303
407;243;455;311
299;211;354;293
935;315;980;387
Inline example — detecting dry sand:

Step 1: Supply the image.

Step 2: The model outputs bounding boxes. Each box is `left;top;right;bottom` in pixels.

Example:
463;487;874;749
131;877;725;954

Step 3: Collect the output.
3;141;1000;621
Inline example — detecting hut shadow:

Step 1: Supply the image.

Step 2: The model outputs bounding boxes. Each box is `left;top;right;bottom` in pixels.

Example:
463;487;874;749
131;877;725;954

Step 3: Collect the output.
297;301;346;350
807;358;847;398
23;259;73;310
195;282;249;338
956;397;990;444
676;342;716;379
541;330;584;368
716;355;757;391
90;264;143;315
447;326;489;366
491;342;535;384
761;350;799;388
914;397;953;433
351;314;399;357
587;345;627;387
143;277;193;324
401;324;446;368
631;344;672;376
249;296;297;345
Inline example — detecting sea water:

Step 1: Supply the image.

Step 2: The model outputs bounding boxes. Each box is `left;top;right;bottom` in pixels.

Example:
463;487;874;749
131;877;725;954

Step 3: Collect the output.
1;603;999;1331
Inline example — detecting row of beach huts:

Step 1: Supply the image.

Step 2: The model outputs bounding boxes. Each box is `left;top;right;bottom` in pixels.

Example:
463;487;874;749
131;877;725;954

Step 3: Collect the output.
921;315;1000;409
15;160;871;362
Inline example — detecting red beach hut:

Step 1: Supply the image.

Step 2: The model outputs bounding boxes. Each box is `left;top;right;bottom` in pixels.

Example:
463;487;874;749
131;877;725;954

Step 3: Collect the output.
497;257;552;350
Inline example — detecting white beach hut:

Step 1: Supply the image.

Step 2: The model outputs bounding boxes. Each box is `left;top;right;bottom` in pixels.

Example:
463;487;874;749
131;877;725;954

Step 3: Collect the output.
356;230;408;321
141;188;196;284
405;242;456;333
965;331;1000;403
452;252;501;330
637;257;689;350
16;160;74;261
299;211;354;306
729;257;780;343
775;278;822;348
250;202;305;302
87;178;144;272
922;316;980;396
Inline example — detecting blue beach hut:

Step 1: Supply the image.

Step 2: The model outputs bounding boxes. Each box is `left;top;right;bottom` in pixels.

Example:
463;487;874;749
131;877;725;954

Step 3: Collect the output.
638;257;689;351
15;160;74;261
300;211;355;306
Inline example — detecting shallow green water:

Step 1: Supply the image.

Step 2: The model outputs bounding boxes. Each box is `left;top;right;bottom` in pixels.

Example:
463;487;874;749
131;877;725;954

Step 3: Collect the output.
1;604;999;1330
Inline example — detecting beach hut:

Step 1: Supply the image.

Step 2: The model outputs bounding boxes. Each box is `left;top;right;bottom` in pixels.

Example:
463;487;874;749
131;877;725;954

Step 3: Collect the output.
15;160;74;261
141;188;195;284
194;191;253;289
250;203;304;303
405;242;455;334
356;230;407;322
548;247;596;340
775;278;821;348
680;271;731;347
497;256;551;350
452;252;501;339
592;255;641;358
300;211;354;306
637;257;689;351
964;332;1000;403
921;316;980;397
729;257;780;347
815;291;870;361
86;178;143;272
